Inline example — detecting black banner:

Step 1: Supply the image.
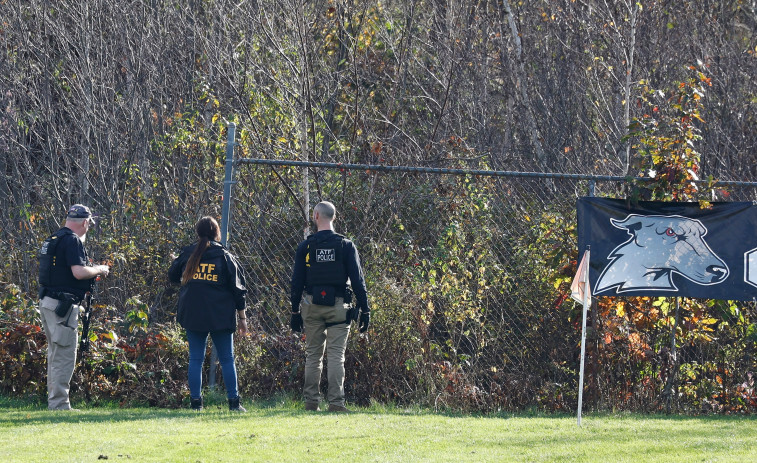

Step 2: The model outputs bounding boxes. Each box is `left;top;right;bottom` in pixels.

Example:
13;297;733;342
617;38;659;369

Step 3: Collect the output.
577;197;757;301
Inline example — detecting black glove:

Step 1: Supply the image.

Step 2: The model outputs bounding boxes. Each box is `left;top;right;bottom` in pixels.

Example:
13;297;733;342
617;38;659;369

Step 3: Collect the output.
358;311;370;333
346;305;360;323
290;312;303;332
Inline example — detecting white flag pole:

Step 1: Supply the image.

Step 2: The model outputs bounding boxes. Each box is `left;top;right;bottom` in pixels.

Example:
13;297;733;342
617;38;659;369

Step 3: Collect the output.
577;246;590;426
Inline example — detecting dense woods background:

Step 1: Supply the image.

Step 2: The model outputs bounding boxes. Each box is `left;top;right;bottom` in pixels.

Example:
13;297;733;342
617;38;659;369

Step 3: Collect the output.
1;1;756;411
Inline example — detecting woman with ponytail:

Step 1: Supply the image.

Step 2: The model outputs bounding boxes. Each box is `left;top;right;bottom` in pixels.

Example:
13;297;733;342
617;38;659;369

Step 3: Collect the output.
168;216;248;411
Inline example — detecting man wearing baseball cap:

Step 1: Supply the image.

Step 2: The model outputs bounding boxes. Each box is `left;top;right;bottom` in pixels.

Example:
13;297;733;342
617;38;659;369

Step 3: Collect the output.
37;204;110;410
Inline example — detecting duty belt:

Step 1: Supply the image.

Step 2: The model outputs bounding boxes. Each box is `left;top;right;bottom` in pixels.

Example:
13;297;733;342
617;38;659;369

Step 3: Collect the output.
39;287;82;303
305;288;345;298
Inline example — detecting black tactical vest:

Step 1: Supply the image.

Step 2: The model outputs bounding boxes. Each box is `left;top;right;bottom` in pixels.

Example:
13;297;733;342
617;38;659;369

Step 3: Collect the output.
39;228;75;288
38;228;92;294
305;233;347;288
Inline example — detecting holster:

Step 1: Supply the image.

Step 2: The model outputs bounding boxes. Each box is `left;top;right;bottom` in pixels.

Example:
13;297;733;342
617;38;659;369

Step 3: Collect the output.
53;292;79;318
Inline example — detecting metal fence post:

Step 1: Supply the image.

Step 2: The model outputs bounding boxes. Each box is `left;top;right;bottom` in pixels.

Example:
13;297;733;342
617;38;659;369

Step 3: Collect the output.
221;122;236;247
209;122;237;389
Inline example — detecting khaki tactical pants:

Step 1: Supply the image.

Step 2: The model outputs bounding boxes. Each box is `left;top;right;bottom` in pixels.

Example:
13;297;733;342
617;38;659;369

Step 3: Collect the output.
301;295;350;406
38;296;80;410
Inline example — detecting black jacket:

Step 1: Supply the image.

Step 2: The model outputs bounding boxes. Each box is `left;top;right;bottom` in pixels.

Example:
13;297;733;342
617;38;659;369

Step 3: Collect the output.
168;241;247;332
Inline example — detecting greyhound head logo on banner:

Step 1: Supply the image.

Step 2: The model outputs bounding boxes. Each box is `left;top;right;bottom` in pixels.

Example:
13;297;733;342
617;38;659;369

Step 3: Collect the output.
595;214;729;294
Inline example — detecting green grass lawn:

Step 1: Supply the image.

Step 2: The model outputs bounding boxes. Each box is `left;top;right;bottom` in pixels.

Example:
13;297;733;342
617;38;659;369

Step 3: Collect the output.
1;397;755;462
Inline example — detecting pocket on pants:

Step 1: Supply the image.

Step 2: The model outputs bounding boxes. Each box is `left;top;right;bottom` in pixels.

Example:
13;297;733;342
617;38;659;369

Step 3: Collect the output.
40;296;58;312
52;322;77;347
48;302;79;347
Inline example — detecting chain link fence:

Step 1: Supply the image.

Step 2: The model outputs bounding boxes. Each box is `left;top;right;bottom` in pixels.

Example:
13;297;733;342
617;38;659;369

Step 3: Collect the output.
224;152;757;412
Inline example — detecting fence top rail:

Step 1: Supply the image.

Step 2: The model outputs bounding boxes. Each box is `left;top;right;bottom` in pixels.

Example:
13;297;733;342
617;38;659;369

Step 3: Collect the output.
235;158;757;187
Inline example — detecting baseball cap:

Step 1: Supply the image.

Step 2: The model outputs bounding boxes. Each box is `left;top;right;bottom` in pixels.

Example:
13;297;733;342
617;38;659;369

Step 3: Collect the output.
67;204;93;220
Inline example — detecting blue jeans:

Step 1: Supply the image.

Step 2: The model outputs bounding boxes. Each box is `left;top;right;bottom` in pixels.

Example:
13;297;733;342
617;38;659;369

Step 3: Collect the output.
186;329;239;400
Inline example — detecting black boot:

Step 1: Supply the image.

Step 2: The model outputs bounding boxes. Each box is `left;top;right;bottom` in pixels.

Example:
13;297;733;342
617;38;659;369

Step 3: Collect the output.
229;396;246;412
190;397;203;411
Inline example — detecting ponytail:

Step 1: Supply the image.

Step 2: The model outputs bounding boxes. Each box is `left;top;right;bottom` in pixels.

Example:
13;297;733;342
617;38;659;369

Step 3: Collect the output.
181;216;221;285
181;237;210;285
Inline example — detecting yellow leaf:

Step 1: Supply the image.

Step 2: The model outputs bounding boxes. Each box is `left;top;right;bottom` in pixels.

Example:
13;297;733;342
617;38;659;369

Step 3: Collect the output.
615;302;626;317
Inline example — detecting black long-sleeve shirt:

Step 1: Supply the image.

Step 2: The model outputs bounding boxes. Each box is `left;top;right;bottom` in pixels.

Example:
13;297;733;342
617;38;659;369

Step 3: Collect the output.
290;230;369;313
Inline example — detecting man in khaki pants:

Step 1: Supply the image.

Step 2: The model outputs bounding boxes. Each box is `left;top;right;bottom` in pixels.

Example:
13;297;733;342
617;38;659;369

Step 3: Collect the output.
290;201;370;412
37;204;109;410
